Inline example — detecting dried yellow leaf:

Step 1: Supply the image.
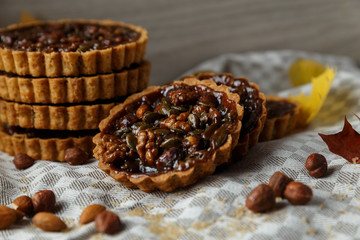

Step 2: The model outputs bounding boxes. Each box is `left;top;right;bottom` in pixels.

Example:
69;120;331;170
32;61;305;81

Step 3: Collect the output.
289;60;335;126
19;11;39;24
288;59;325;87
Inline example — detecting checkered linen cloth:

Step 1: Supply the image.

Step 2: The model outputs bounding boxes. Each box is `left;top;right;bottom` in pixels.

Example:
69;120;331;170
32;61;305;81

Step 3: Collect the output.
1;50;360;240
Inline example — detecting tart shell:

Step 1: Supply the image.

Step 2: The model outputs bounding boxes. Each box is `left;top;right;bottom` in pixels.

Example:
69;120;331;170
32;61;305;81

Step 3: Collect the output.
259;95;301;141
0;129;94;161
0;100;116;130
93;78;244;192
0;19;148;77
0;60;150;104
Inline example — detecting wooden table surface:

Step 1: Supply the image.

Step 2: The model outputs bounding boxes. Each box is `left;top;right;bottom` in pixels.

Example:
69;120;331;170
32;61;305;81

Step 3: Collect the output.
1;0;359;85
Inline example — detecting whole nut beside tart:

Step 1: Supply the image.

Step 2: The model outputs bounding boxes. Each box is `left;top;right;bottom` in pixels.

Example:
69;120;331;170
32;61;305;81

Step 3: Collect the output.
95;210;122;234
305;153;327;178
79;204;106;224
64;147;89;165
245;184;276;212
268;171;293;197
12;195;34;217
13;153;35;169
0;206;17;229
33;212;67;232
32;190;56;213
14;209;25;222
284;181;313;205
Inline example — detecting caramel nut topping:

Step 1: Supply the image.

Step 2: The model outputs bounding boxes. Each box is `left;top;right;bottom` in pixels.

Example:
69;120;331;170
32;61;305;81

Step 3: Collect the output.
0;22;139;52
95;79;241;176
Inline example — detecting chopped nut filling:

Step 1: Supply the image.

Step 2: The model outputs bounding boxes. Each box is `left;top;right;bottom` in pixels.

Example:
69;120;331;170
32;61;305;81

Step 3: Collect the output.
98;83;239;175
0;22;140;52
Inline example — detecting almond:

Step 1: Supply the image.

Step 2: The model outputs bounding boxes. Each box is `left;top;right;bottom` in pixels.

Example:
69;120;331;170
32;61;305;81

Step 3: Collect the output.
33;212;67;232
0;206;17;229
14;209;25;222
79;204;106;224
12;195;33;217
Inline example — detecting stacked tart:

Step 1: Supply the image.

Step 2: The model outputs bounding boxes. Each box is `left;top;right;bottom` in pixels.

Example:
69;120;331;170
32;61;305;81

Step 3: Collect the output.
94;78;243;192
0;20;149;161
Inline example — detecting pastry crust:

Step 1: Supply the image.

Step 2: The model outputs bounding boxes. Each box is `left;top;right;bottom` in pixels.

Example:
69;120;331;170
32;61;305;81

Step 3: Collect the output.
0;128;94;161
0;100;116;130
233;81;267;157
0;19;148;77
93;78;244;192
0;60;150;104
259;95;301;141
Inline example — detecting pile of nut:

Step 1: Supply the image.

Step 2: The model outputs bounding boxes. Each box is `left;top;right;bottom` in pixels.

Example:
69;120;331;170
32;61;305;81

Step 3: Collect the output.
0;190;121;234
246;153;328;212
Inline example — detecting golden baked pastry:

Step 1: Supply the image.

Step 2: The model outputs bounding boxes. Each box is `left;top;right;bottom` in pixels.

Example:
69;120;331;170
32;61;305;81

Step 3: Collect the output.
0;60;150;104
189;72;267;157
0;100;117;130
0;20;147;77
0;124;94;161
259;95;301;141
93;78;243;192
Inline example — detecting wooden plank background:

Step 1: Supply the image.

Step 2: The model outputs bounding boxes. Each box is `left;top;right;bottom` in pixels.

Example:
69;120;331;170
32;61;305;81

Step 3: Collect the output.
1;0;359;85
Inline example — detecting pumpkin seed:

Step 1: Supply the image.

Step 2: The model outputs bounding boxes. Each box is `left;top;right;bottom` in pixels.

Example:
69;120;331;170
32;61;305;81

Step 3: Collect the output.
188;114;199;129
171;105;188;112
113;127;131;137
158;104;171;116
143;112;162;123
198;101;216;108
169;109;180;115
202;123;219;140
126;133;137;151
160;137;182;149
171;127;187;135
210;130;227;149
154;128;170;136
199;112;208;123
161;97;171;105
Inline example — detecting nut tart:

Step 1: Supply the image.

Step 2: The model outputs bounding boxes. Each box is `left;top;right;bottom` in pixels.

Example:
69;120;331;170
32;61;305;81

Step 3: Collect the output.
93;78;243;192
259;95;301;141
0;100;116;130
0;60;150;104
190;73;267;157
0;20;147;77
0;124;95;161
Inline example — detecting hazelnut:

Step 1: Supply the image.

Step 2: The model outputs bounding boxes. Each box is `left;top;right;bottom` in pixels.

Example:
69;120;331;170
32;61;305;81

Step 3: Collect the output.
245;184;275;212
32;190;56;213
284;181;313;205
95;210;121;234
64;147;88;165
12;195;33;217
306;153;327;178
268;171;293;197
13;153;35;170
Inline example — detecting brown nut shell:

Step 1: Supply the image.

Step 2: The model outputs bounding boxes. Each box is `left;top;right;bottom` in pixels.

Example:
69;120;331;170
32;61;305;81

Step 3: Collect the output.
268;171;293;197
305;153;327;178
245;184;276;212
95;210;121;234
284;181;313;205
13;153;35;169
32;190;56;213
64;147;89;165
